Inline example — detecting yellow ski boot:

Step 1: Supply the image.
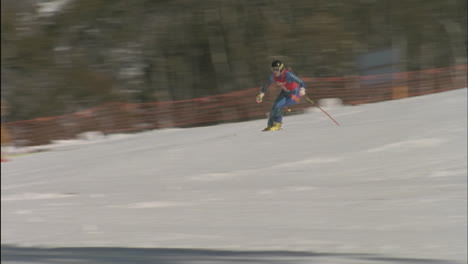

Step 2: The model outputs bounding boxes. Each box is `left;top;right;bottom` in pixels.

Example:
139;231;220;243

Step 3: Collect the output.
270;122;282;131
262;122;282;131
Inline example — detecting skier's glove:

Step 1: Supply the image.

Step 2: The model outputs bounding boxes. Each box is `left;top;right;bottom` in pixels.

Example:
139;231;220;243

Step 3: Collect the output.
256;92;265;103
299;87;306;97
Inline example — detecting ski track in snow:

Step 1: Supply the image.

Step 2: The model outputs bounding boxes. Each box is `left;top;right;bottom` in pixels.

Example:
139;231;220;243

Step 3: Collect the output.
189;157;342;182
113;201;192;209
366;138;447;153
1;192;77;202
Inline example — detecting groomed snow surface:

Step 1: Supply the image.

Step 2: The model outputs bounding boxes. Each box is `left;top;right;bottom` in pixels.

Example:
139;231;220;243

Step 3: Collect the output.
2;89;467;264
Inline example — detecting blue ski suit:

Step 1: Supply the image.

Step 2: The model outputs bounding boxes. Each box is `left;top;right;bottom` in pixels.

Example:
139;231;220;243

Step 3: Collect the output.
261;70;305;126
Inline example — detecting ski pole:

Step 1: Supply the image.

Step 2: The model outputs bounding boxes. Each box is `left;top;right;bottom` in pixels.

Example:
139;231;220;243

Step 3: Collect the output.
306;97;340;126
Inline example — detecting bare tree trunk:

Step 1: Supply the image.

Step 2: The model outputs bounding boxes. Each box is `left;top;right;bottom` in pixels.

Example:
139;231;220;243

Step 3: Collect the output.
203;6;233;94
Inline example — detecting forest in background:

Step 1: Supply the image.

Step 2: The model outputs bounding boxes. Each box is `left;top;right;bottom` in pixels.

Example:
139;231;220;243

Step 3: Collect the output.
1;0;466;121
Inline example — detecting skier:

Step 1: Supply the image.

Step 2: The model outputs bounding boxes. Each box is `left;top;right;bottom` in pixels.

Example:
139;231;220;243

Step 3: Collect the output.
256;60;306;131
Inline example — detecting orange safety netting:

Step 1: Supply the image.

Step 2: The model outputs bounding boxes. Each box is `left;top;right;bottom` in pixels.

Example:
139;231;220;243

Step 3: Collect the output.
3;65;467;146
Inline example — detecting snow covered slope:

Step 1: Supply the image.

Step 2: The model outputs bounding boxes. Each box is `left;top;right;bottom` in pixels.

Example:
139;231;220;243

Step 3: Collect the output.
2;89;467;264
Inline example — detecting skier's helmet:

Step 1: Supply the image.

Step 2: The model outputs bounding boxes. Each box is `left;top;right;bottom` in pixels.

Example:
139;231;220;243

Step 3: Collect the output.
271;60;285;73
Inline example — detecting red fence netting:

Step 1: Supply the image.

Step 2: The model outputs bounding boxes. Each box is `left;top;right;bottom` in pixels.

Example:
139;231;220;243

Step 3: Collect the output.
3;65;467;146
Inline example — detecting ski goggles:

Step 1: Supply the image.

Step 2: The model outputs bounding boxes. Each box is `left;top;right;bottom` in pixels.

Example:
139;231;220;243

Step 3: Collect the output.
271;64;284;72
271;67;284;73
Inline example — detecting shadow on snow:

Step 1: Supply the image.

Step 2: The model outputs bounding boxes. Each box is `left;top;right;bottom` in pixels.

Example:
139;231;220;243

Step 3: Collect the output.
1;244;458;264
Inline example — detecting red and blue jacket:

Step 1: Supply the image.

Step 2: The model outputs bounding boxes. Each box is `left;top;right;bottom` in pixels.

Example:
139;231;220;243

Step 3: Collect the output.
261;70;305;96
